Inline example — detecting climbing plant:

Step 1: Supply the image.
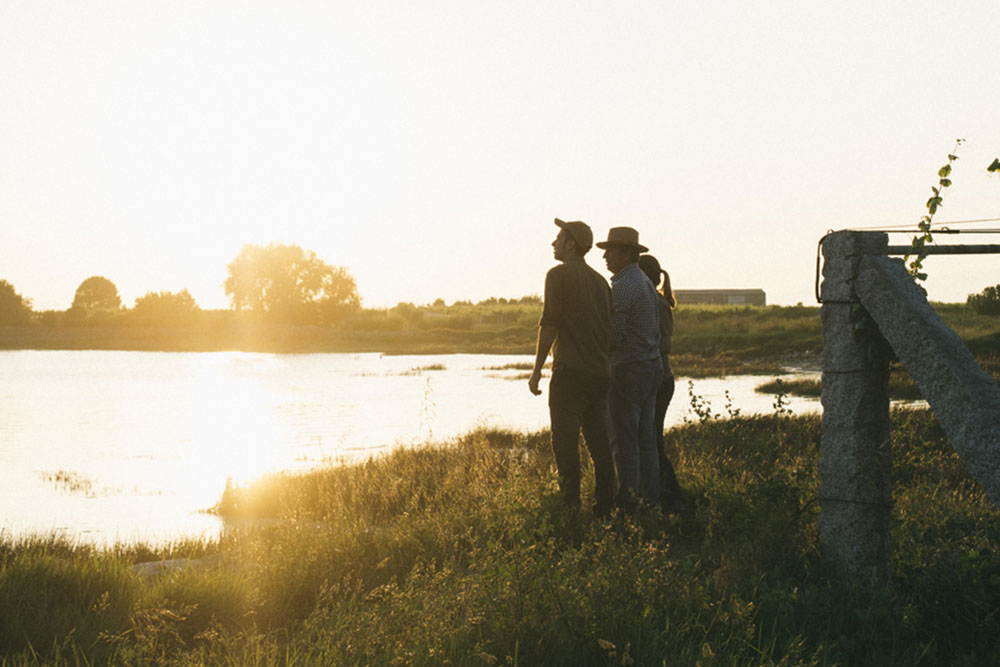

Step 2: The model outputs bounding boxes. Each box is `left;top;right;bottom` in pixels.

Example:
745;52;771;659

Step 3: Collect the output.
907;143;1000;287
905;139;964;283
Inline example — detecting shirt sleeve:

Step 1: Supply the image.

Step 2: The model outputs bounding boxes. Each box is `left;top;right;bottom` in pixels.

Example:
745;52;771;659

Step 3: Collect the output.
609;280;630;350
538;267;563;327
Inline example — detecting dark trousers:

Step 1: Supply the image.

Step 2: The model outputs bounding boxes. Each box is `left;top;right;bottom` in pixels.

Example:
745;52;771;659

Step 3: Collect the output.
609;358;662;509
654;374;684;502
548;367;617;514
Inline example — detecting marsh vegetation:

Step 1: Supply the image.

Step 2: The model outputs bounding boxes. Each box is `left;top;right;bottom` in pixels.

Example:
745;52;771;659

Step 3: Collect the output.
2;408;999;664
7;300;1000;377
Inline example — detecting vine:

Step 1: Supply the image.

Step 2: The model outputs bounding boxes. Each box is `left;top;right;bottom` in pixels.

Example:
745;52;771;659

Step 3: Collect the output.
906;144;1000;287
905;138;964;284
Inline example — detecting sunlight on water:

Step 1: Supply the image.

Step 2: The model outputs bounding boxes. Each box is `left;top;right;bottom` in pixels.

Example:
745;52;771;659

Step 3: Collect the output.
0;350;832;546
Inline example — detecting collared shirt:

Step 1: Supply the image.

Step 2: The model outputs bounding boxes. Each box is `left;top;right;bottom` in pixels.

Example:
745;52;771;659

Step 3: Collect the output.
609;262;661;366
539;256;612;380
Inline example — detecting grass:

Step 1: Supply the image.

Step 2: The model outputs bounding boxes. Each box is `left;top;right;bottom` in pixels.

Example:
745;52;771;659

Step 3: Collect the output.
757;356;1000;402
3;408;1000;664
400;363;448;375
7;301;1000;379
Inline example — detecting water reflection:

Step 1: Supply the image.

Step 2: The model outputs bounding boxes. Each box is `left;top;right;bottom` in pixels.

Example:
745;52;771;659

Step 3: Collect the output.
0;350;824;546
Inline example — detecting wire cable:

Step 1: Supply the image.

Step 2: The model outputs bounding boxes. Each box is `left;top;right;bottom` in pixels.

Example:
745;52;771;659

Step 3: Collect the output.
844;217;1000;231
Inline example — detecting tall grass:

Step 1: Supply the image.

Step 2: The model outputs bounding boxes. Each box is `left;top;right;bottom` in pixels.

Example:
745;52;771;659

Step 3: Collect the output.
3;409;1000;664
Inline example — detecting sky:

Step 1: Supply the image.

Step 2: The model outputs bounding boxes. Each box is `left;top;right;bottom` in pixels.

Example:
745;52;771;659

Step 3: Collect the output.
2;0;999;312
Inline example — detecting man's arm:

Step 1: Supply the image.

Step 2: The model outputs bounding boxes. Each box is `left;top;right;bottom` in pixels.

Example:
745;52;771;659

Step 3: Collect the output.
528;324;557;396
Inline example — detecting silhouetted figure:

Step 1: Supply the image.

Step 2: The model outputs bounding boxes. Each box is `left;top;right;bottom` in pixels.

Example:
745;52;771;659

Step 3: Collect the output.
529;218;616;517
598;227;662;513
638;254;686;509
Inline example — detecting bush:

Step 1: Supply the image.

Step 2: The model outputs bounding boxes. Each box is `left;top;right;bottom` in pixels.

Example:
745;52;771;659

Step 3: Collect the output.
0;280;32;325
131;290;201;325
967;285;1000;316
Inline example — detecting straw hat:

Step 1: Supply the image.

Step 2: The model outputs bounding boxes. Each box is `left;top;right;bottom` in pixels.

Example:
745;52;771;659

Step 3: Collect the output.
595;227;648;253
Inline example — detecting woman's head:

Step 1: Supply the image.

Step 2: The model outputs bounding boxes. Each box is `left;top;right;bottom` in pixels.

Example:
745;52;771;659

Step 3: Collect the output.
638;254;676;309
638;254;661;285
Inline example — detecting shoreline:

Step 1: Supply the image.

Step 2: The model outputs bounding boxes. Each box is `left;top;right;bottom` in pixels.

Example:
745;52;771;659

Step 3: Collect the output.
0;323;823;377
3;411;999;664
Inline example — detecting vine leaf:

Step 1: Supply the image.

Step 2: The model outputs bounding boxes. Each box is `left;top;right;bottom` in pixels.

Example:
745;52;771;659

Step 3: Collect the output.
906;138;964;286
989;158;1000;173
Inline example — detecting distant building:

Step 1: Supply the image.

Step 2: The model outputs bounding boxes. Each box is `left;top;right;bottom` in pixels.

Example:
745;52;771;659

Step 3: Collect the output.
674;289;766;306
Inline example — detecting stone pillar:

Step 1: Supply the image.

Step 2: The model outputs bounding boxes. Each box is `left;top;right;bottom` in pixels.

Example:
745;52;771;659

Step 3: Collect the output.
856;254;1000;507
819;231;892;586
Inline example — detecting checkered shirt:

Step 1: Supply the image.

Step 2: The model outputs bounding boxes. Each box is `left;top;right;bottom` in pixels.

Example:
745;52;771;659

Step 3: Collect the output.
609;262;661;365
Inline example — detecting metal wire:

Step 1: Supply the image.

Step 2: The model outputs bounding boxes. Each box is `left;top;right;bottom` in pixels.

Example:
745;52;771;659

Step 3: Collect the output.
815;225;1000;303
844;217;1000;231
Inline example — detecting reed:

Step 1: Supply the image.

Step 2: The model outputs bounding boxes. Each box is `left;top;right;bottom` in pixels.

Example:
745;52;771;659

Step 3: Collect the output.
2;409;1000;664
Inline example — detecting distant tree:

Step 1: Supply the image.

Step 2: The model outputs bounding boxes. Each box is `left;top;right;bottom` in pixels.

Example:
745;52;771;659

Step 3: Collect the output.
0;280;32;324
393;301;423;323
224;243;360;323
132;289;200;323
71;276;122;313
967;285;1000;316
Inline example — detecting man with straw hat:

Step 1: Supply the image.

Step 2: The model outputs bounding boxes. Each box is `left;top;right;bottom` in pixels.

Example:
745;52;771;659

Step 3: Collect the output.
596;226;663;513
529;218;616;517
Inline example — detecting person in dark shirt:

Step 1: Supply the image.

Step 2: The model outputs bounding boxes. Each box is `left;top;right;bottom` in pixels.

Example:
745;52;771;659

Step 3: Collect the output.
529;218;616;516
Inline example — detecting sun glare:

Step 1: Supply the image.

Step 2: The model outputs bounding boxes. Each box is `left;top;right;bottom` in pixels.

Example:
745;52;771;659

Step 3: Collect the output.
175;353;287;506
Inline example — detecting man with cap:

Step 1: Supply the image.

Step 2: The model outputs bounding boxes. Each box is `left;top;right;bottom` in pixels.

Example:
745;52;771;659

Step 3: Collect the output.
597;227;662;513
528;218;616;516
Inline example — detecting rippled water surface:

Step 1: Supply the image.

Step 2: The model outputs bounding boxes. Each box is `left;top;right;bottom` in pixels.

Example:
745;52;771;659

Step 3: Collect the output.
0;350;822;545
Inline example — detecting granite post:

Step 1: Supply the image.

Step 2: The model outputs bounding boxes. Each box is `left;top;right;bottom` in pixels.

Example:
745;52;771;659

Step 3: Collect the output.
856;254;1000;506
819;231;892;585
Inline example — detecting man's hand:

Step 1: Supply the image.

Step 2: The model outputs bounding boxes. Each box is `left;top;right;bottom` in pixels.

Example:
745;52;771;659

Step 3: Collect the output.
528;368;543;396
529;324;556;397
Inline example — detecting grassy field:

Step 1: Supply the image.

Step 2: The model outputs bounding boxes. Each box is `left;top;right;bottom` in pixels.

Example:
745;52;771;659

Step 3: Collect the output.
6;301;1000;379
2;407;999;665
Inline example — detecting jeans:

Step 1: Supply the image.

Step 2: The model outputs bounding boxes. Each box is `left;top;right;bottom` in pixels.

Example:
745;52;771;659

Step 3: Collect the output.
609;357;662;510
654;373;684;503
548;368;617;514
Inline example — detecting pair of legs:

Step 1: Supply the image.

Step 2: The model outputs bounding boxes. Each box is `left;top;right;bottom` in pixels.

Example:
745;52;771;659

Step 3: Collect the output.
654;373;684;505
548;368;617;515
609;358;662;511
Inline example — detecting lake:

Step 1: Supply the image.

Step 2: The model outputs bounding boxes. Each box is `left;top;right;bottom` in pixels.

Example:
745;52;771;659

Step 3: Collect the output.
0;350;822;546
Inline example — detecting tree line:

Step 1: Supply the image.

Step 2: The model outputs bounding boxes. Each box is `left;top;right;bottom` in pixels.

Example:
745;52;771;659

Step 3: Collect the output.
0;243;361;327
0;242;544;328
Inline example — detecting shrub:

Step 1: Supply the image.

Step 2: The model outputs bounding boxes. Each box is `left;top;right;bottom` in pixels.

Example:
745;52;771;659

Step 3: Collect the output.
967;285;1000;316
0;280;32;325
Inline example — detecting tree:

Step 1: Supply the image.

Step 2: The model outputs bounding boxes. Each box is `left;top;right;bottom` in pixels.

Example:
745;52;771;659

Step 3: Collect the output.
132;289;200;323
0;280;32;324
224;243;360;323
71;276;122;313
967;285;1000;316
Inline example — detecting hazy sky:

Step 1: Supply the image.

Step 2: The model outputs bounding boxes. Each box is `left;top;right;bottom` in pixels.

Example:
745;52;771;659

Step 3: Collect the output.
2;1;999;311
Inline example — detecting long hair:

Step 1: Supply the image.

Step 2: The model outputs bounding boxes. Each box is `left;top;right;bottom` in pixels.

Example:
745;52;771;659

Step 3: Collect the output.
638;254;677;310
